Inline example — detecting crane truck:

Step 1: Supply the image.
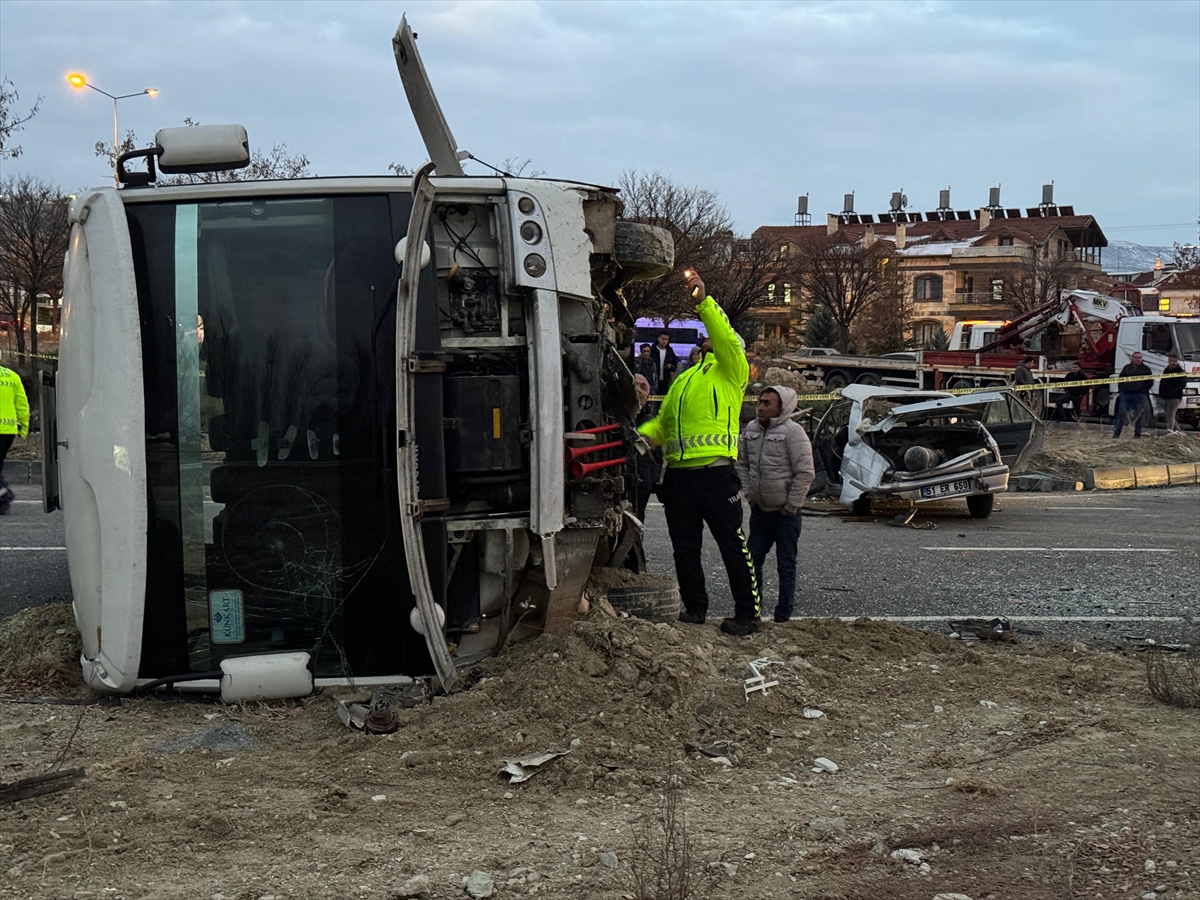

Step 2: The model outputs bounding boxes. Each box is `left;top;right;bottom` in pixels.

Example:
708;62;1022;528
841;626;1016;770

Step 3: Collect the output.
783;290;1200;427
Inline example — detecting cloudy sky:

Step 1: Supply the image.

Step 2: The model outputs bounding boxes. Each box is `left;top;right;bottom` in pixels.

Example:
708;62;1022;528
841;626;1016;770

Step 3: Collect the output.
1;0;1197;249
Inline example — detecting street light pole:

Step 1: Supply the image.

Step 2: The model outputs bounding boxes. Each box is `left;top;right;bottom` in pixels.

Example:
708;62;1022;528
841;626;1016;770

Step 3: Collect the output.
67;74;158;185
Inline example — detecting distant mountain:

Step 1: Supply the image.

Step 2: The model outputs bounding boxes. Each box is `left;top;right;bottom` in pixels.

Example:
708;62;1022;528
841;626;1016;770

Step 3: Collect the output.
1103;241;1175;275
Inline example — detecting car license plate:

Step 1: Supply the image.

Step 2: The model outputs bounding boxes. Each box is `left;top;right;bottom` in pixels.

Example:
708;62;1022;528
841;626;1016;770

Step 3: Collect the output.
920;479;972;499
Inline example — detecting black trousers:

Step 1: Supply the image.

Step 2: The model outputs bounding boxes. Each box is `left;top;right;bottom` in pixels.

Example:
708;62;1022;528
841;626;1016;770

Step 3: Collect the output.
0;433;13;489
661;464;760;622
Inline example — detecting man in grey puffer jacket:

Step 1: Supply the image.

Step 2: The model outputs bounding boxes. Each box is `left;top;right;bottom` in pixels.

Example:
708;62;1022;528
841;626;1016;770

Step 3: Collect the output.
736;385;815;622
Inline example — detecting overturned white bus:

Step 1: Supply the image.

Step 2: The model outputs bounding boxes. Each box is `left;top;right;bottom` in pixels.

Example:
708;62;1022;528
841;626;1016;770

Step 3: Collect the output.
44;17;671;700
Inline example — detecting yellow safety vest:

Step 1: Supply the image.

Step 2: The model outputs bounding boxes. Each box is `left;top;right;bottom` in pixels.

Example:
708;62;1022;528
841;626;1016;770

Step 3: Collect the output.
639;295;749;467
0;366;30;437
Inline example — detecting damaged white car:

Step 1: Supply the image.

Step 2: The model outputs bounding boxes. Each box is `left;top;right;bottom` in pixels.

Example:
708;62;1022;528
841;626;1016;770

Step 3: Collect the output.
809;385;1044;519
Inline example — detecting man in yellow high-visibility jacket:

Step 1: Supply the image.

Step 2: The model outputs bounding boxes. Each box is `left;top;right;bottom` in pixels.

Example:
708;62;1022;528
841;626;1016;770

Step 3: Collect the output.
0;351;31;513
639;269;760;637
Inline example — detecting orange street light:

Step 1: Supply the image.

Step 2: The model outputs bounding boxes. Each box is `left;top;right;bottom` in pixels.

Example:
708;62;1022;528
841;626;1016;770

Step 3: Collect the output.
66;73;159;185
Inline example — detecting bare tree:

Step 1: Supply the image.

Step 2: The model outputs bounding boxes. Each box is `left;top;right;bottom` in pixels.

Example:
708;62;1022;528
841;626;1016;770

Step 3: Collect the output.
795;234;903;353
1169;242;1200;289
0;177;70;361
95;119;313;182
387;162;414;177
501;156;545;178
997;243;1086;315
616;169;735;323
854;280;914;354
0;77;42;160
704;235;803;330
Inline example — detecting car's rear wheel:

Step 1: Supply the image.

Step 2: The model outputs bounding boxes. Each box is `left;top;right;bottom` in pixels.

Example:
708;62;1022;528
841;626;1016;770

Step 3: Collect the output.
850;496;872;516
966;493;995;518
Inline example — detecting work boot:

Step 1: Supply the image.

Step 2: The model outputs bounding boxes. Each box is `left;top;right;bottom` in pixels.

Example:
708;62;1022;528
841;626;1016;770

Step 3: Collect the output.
773;608;791;624
678;609;705;625
719;617;758;638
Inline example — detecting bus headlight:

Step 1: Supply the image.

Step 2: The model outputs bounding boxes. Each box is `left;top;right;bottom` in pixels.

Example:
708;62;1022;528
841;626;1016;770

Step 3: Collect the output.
523;254;547;277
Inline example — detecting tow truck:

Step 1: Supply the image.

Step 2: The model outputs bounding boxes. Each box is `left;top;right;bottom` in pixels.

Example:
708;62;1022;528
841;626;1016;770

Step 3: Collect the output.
42;17;672;700
783;291;1200;426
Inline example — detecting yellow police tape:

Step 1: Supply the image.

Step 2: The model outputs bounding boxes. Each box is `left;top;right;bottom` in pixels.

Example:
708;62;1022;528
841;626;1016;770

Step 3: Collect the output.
647;369;1197;404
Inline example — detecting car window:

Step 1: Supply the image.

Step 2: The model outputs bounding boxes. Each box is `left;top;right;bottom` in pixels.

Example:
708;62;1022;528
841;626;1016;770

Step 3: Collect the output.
815;400;851;439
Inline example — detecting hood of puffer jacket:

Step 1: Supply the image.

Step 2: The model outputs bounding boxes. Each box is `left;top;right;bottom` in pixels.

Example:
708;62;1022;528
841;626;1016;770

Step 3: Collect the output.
766;384;798;425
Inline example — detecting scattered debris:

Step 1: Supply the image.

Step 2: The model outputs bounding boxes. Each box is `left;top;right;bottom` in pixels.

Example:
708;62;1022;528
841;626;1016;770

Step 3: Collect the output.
0;767;85;805
336;683;430;733
500;739;580;783
812;757;839;774
744;657;780;700
394;874;431;899
153;723;255;754
802;707;824;719
948;617;1018;641
462;869;495;898
890;848;924;864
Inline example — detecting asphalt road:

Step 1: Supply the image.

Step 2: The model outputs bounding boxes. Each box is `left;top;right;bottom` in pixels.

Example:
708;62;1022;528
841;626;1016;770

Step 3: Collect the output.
1;487;1196;649
641;486;1199;648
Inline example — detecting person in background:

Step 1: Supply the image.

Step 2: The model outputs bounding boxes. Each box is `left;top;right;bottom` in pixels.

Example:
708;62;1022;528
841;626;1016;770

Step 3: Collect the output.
1113;351;1153;439
736;385;815;623
1013;356;1036;386
1013;355;1040;414
677;343;703;375
651;331;679;393
1055;361;1090;421
0;350;31;513
639;269;759;637
1158;353;1185;434
634;343;659;395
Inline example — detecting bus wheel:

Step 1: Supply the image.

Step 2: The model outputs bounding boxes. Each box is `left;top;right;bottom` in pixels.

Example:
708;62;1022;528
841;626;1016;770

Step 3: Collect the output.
614;222;674;282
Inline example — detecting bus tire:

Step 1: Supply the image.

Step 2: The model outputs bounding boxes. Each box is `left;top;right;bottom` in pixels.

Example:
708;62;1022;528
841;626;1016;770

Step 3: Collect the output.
604;580;681;623
613;222;674;283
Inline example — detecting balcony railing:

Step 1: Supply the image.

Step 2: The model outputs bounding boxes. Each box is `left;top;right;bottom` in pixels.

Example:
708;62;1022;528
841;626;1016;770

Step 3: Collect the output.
949;291;1005;305
950;246;1034;260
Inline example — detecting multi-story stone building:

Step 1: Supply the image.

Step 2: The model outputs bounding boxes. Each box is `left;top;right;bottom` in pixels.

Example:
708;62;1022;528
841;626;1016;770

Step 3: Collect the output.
748;190;1109;349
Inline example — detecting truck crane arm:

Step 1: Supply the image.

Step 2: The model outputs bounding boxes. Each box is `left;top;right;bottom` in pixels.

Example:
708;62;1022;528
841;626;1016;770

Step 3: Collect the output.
977;290;1136;358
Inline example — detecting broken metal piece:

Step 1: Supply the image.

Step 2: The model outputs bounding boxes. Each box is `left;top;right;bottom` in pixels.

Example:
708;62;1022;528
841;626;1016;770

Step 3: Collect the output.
335;683;431;733
744;657;780;701
500;738;580;783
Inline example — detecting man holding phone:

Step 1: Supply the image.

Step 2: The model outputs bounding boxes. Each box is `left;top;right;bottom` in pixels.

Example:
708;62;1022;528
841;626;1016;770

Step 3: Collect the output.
638;269;760;637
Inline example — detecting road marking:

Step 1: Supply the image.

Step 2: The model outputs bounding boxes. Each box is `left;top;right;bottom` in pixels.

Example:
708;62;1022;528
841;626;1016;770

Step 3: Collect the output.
0;546;67;551
923;546;1175;552
1042;506;1141;511
796;615;1185;624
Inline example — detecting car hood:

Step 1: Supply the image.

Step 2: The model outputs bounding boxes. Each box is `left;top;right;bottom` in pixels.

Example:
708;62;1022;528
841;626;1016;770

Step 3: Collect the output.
861;390;1009;434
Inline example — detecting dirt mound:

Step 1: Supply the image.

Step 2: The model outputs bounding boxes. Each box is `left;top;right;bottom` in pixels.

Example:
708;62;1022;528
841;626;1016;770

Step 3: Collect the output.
1026;427;1200;481
0;603;83;697
2;603;1198;900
